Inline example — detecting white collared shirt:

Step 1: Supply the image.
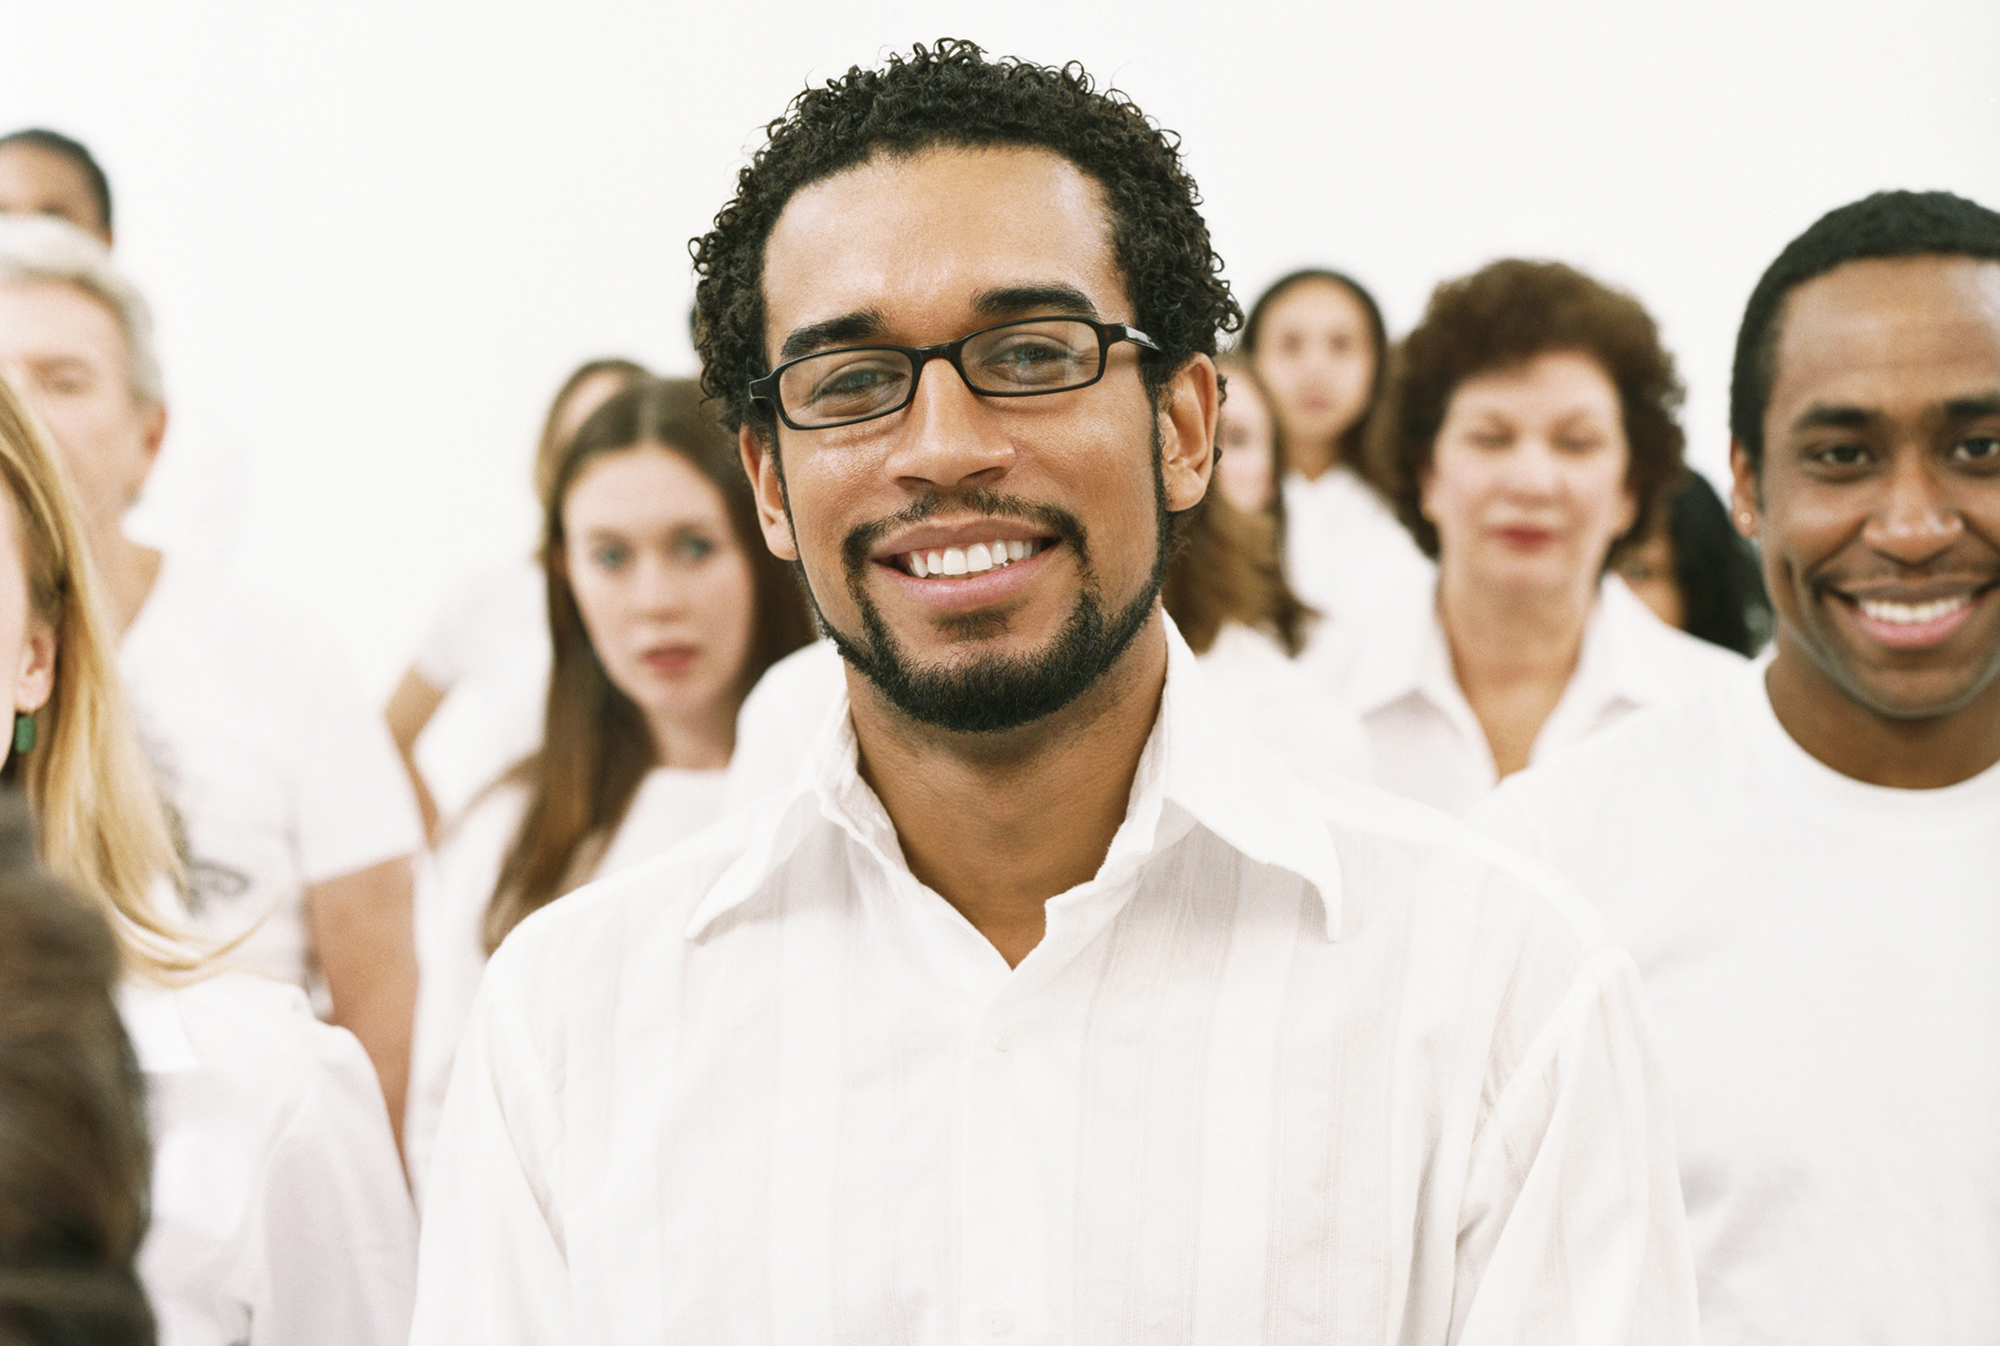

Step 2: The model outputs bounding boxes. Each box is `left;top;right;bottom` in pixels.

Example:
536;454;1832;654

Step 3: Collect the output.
413;621;1695;1344
121;973;417;1346
1281;466;1436;656
1475;664;2000;1344
1327;576;1744;815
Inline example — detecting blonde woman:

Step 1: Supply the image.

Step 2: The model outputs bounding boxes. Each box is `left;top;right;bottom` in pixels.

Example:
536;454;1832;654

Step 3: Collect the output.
0;375;417;1346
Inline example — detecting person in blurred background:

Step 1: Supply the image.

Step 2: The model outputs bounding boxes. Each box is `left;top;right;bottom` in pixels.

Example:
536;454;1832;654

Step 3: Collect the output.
1212;353;1280;517
384;356;650;836
0;371;415;1345
1615;467;1772;656
0;215;423;1134
0;797;155;1346
0;128;112;248
1242;268;1432;654
1347;258;1742;814
404;377;813;1190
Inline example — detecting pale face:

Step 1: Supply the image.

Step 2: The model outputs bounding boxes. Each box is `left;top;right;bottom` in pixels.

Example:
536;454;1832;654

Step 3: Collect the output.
1215;366;1278;512
561;445;758;761
743;144;1215;733
0;493;57;771
0;281;161;541
1423;349;1637;602
1250;277;1376;461
1736;255;2000;724
0;143;108;245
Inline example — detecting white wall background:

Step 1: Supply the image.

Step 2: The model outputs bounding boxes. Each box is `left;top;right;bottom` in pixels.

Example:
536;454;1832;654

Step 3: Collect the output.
5;0;1997;694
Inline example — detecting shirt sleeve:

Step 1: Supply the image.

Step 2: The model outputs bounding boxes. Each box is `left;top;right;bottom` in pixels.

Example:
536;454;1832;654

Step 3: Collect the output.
1450;949;1699;1346
242;1018;419;1346
410;938;572;1343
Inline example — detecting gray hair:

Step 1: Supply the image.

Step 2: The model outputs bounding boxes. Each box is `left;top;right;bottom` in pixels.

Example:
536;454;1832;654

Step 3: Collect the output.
0;215;163;407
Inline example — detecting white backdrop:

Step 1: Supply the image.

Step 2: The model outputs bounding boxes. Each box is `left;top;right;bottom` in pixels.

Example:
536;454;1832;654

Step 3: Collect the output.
5;0;1997;694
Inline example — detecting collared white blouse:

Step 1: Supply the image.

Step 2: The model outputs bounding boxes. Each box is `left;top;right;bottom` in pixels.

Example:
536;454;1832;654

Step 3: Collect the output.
122;973;417;1346
1323;575;1745;816
414;624;1695;1344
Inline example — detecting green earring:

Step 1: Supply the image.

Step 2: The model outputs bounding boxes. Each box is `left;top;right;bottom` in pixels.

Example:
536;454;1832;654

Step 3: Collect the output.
12;712;35;756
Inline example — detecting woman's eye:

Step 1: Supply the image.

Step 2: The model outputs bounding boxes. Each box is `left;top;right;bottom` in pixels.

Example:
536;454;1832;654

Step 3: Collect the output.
592;545;631;570
674;534;717;562
1557;436;1603;454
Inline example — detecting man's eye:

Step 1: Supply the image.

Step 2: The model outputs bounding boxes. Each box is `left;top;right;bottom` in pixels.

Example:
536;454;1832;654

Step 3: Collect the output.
979;337;1085;387
801;357;906;411
1811;442;1871;469
1951;434;2000;465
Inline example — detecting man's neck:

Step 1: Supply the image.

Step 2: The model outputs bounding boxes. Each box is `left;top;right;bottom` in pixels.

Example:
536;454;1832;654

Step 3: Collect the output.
1765;648;2000;789
92;527;162;638
849;618;1169;968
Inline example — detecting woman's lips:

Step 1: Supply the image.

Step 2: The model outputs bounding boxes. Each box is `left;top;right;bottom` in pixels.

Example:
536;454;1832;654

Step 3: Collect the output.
641;645;699;677
1494;526;1557;550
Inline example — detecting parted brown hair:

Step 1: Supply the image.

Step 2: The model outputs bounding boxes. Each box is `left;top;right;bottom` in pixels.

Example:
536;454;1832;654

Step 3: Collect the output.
529;358;650;514
1162;488;1312;657
483;379;815;952
1377;258;1685;562
0;797;156;1345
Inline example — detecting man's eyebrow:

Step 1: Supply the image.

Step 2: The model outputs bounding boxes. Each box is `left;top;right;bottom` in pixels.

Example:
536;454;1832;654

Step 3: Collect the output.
1942;391;2000;420
1789;403;1875;434
778;311;888;362
971;284;1101;321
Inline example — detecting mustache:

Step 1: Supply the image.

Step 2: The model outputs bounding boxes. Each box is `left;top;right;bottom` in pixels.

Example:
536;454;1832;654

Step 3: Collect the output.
840;488;1091;580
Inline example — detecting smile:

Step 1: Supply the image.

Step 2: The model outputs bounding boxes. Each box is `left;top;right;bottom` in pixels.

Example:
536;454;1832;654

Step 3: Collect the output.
896;538;1049;578
1855;594;1971;625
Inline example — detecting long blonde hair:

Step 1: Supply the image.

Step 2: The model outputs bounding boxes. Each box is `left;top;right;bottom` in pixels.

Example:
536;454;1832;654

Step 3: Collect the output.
0;375;195;980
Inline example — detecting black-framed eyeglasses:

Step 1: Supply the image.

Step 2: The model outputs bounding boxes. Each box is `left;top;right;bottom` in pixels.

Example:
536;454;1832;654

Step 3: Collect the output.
748;315;1161;431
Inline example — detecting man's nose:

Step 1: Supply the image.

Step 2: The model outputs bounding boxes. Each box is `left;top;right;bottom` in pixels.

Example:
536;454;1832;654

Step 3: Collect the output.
881;355;1014;491
1865;448;1962;564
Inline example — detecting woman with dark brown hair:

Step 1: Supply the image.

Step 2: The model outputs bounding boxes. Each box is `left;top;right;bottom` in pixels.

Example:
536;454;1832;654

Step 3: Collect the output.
1337;259;1743;814
406;377;813;1188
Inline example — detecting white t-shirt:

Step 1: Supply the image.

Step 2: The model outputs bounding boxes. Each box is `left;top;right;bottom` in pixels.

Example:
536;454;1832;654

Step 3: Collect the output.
1474;663;2000;1344
118;555;425;996
412;623;1697;1343
723;622;1372;811
1327;575;1745;815
405;764;727;1195
409;557;550;825
1280;465;1435;665
120;973;417;1346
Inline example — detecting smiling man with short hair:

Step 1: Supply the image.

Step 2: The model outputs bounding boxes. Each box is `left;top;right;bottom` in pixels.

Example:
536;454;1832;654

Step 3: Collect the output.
412;41;1695;1343
1479;189;2000;1343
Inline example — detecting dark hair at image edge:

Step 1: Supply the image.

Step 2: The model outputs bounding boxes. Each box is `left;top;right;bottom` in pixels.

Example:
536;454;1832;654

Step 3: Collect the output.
691;38;1241;440
1731;189;2000;469
0;128;114;234
1377;258;1686;564
483;378;815;952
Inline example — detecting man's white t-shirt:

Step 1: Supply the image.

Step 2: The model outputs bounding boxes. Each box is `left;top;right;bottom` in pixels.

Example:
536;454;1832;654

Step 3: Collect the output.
408;557;550;825
405;764;727;1194
121;973;417;1346
1475;662;2000;1343
1327;575;1745;815
118;555;424;997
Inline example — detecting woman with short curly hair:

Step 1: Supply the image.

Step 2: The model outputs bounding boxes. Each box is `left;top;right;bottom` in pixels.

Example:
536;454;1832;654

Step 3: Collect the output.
1335;258;1744;814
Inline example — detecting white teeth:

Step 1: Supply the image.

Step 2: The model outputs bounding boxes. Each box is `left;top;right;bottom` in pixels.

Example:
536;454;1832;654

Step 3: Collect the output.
901;538;1041;578
1858;594;1971;624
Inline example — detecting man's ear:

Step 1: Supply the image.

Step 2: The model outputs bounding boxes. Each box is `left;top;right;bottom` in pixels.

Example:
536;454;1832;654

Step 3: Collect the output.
1159;354;1219;514
739;424;798;561
1729;438;1760;537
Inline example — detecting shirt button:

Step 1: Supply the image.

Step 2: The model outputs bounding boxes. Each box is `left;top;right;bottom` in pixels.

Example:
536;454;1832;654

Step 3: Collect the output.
983;1306;1015;1334
990;1028;1014;1052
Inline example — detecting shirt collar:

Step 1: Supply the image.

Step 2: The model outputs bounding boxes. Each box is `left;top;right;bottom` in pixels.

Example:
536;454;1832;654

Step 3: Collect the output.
116;980;200;1075
686;617;1345;941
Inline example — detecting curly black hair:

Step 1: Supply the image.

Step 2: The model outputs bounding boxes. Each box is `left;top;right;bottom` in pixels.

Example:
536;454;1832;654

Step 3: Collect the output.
691;39;1240;439
1375;258;1685;563
1731;189;2000;470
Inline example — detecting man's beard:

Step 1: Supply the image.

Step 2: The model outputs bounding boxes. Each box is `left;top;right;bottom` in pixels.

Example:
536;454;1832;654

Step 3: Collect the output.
791;444;1171;736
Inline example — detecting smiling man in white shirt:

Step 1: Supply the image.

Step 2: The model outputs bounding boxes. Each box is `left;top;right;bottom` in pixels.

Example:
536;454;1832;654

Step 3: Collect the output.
1477;190;2000;1343
412;40;1695;1344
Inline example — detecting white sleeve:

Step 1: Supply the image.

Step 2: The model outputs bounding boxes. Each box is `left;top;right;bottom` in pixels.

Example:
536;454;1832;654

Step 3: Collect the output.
242;1020;419;1346
410;940;572;1343
268;629;424;884
1451;951;1699;1346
